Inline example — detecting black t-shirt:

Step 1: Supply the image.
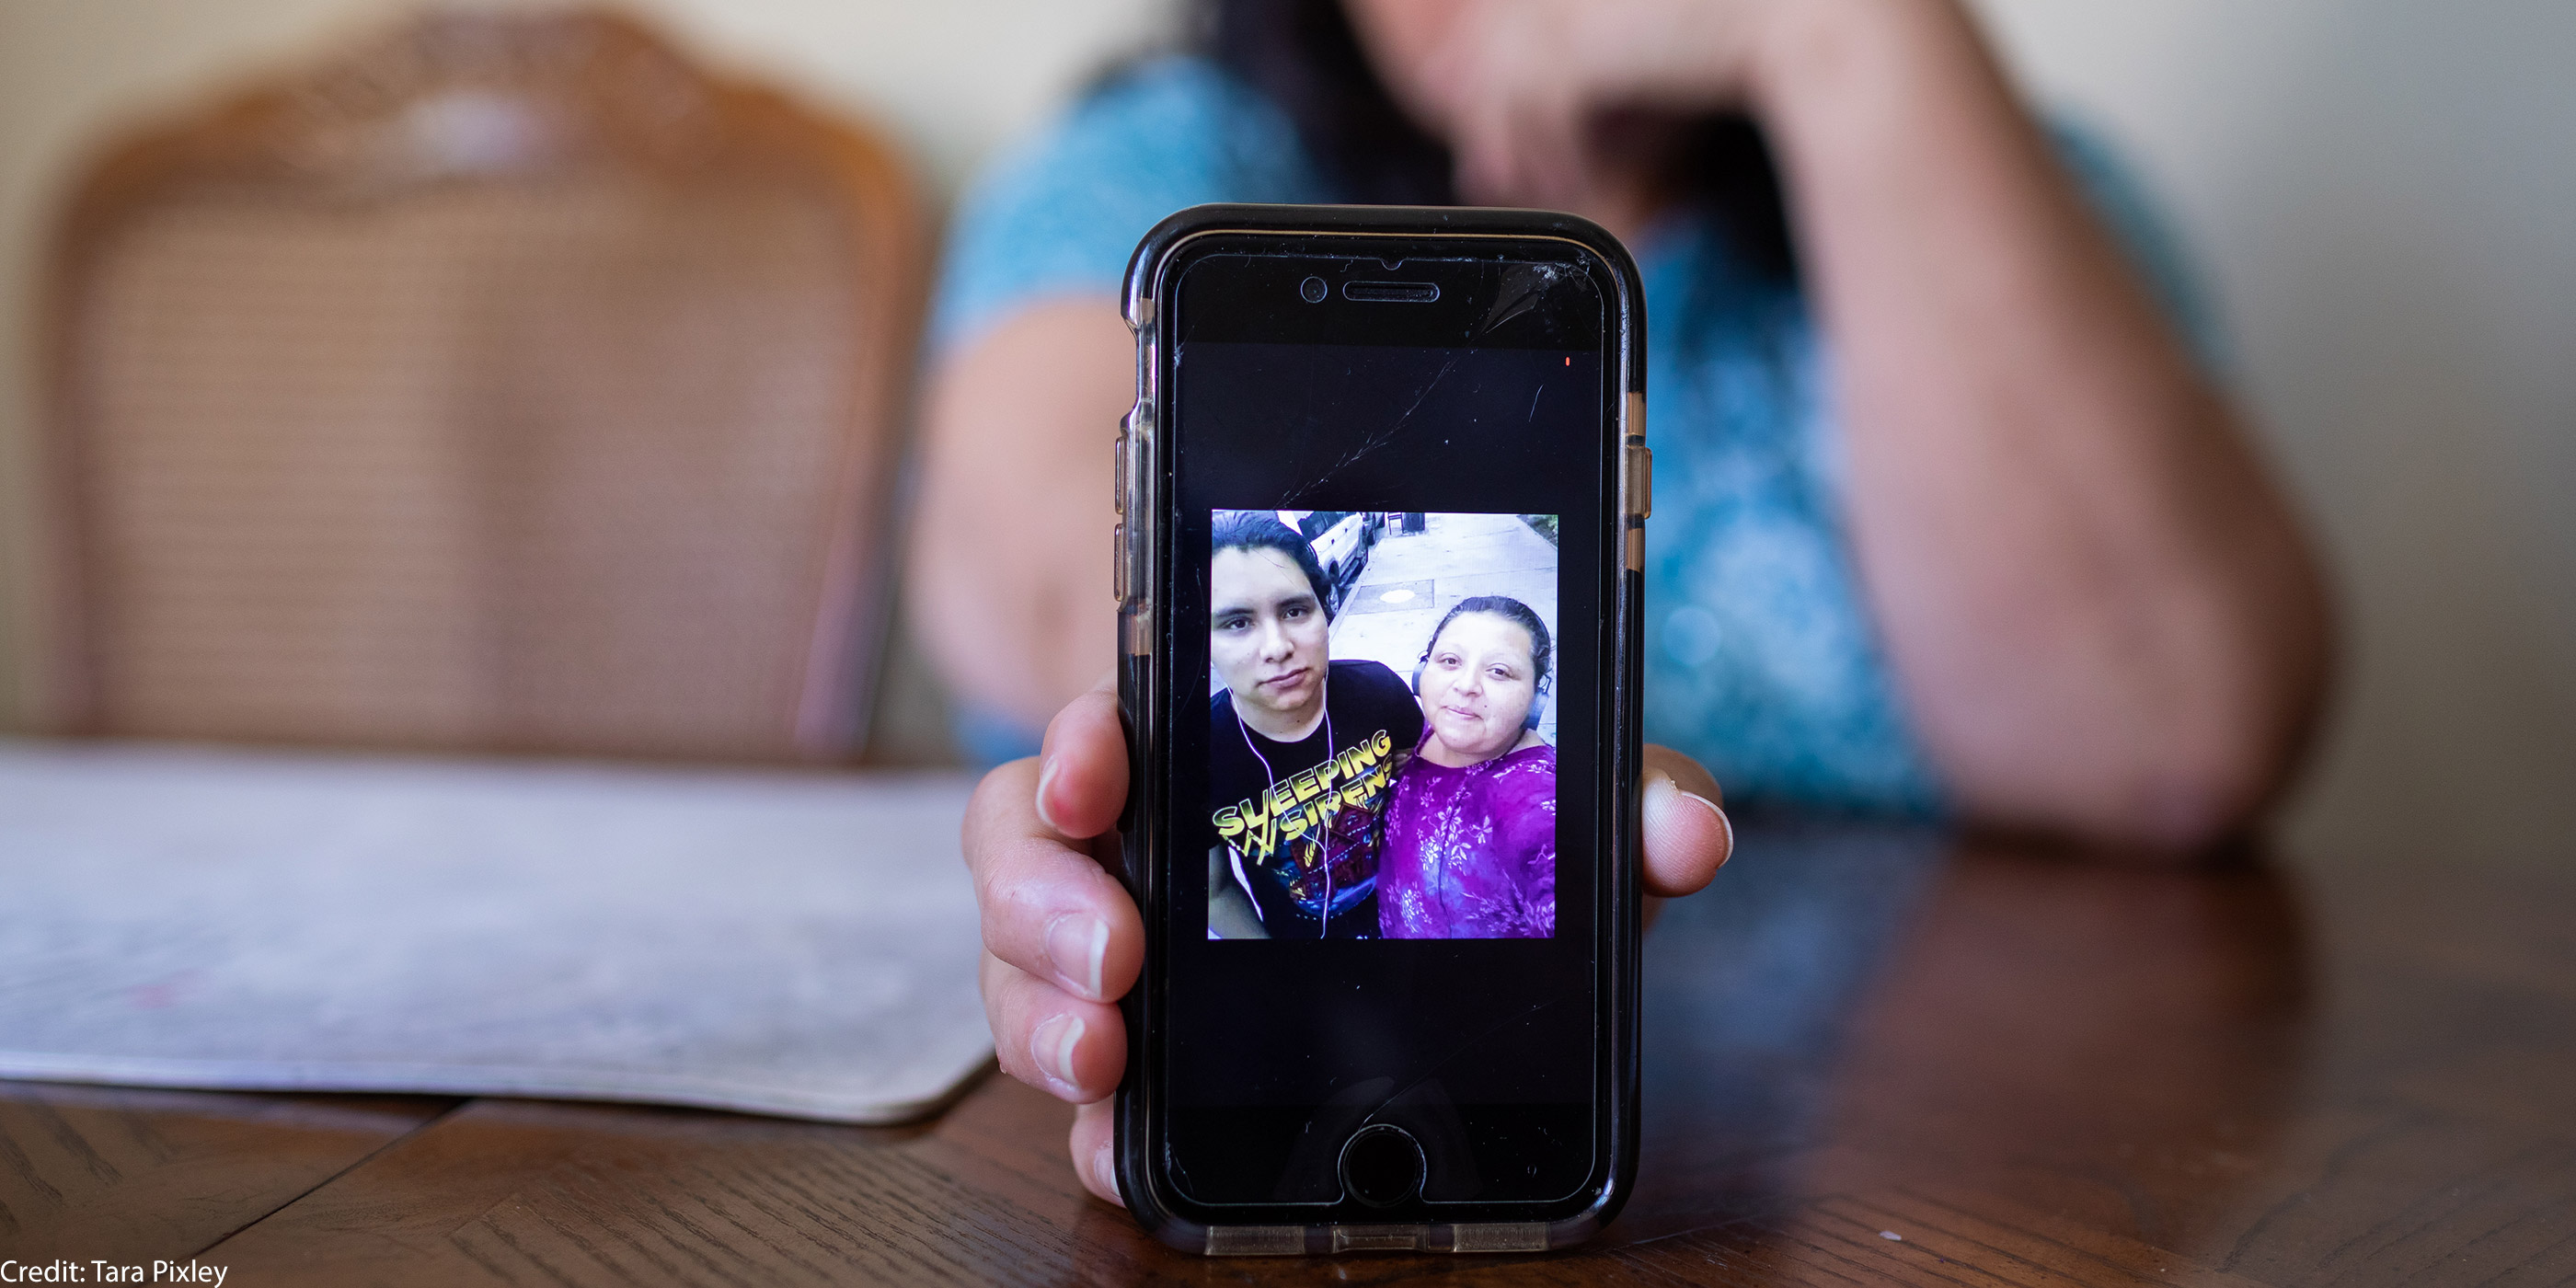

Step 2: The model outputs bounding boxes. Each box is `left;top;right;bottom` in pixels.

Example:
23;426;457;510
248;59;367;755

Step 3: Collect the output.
1209;659;1426;939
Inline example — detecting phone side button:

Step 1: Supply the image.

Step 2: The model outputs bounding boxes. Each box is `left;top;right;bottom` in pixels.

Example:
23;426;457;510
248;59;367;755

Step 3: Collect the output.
1112;523;1127;604
1112;435;1128;517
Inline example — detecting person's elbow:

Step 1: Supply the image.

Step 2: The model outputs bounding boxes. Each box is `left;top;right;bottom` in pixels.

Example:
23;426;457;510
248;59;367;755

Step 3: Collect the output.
2069;569;2336;855
2109;673;2324;854
1946;556;2336;856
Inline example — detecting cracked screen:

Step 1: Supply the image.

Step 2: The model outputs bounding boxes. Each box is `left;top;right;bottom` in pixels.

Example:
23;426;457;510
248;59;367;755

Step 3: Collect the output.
1154;249;1612;1209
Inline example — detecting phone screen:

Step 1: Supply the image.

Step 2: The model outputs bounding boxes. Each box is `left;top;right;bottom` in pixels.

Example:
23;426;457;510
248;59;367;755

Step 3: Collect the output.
1149;245;1616;1213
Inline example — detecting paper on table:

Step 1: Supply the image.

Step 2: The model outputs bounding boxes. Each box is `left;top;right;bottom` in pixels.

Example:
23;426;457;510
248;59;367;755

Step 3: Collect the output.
0;739;994;1123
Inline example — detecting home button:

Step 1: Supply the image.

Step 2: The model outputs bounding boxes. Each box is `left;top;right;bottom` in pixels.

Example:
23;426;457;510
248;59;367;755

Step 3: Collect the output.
1337;1123;1426;1207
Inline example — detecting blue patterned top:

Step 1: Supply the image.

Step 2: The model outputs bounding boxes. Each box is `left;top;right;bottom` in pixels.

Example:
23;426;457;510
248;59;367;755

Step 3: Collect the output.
934;57;2212;813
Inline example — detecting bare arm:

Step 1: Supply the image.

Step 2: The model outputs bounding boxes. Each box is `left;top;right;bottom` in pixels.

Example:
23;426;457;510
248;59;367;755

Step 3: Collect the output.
908;301;1132;729
1207;846;1269;938
1749;0;2330;846
914;0;2332;847
1416;0;2331;848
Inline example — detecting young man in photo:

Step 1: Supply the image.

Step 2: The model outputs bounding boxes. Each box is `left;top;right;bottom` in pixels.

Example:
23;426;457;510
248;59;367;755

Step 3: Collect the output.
1206;511;1424;938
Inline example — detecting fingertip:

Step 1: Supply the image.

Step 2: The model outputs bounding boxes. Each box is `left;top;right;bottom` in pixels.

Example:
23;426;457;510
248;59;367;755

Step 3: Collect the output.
1091;1137;1124;1208
1032;754;1064;834
986;963;1126;1103
1642;767;1732;897
1696;790;1736;876
1072;1100;1124;1207
1036;687;1129;840
1094;899;1145;1001
1029;1012;1087;1097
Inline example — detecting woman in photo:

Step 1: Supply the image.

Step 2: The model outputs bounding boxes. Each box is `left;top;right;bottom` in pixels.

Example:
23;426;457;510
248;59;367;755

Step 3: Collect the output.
1379;596;1558;939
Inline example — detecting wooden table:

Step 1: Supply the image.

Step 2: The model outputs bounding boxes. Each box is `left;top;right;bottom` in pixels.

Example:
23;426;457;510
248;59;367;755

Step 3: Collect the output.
6;820;2571;1285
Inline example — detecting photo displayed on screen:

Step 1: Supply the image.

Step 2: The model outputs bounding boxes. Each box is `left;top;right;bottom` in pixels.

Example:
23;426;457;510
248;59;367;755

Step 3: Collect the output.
1205;509;1559;941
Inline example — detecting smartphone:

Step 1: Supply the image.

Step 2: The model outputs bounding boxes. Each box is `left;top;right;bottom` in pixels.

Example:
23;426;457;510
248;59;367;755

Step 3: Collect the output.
1110;206;1649;1255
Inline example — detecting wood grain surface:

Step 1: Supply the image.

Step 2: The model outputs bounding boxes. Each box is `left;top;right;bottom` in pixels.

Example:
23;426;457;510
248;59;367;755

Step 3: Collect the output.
7;820;2572;1285
0;1087;454;1263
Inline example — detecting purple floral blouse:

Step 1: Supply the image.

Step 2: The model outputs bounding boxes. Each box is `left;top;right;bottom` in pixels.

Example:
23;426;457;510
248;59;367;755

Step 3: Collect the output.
1378;742;1558;939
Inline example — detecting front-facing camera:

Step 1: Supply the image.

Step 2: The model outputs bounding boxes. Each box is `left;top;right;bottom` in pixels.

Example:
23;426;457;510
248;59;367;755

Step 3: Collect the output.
1299;276;1328;304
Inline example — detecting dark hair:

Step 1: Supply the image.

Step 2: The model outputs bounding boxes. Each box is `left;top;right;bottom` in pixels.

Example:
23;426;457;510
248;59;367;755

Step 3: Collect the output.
1424;595;1552;688
1212;509;1334;621
1193;0;1798;282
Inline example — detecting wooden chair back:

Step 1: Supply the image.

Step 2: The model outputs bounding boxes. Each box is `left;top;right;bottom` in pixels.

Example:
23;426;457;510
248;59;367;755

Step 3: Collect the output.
36;10;924;761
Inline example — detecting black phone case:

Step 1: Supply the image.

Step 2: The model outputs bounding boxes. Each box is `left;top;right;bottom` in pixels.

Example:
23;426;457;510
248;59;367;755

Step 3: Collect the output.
1111;204;1649;1256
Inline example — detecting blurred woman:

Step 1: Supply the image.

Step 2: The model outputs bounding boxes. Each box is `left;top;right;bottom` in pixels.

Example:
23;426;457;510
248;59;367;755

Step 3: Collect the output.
1379;596;1559;939
941;0;2334;1204
914;0;2330;848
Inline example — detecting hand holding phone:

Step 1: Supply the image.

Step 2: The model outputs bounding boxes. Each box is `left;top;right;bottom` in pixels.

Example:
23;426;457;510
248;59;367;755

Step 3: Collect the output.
969;204;1733;1256
962;673;1729;1204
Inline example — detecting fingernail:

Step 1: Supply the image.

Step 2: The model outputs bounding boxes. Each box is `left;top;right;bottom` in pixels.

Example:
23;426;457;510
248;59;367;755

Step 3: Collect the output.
1649;771;1733;857
1031;1012;1085;1089
1673;787;1726;824
1048;913;1110;999
1034;755;1062;833
1092;1140;1122;1203
1648;768;1719;818
1680;788;1734;862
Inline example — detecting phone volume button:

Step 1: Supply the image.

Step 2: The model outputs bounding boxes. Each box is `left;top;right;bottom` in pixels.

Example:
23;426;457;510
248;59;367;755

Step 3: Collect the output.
1112;435;1128;517
1112;523;1128;604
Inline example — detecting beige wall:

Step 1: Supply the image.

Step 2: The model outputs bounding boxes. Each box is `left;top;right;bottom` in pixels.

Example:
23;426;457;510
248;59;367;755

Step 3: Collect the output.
5;1;2570;866
1973;0;2576;868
